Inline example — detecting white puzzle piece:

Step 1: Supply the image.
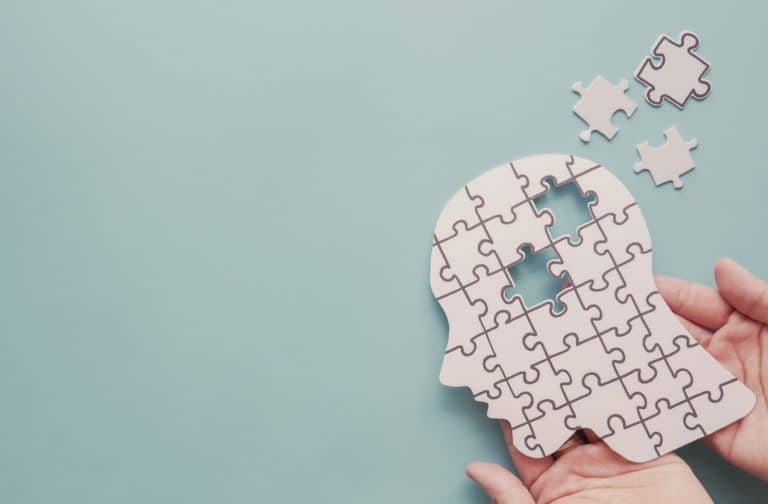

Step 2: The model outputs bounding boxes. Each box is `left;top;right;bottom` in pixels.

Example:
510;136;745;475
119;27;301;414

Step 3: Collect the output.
512;154;574;199
479;206;555;268
622;358;692;418
430;154;756;462
464;266;526;329
634;127;698;189
594;204;651;265
432;187;481;242
435;288;485;353
643;398;701;456
523;288;601;358
549;221;615;291
571;76;637;142
635;31;711;109
439;333;503;396
574;166;636;222
476;379;533;430
466;163;529;222
684;380;758;435
566;374;646;439
523;400;574;456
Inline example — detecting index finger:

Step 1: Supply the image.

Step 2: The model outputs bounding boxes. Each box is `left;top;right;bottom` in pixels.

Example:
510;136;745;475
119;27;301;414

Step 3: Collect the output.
655;274;732;330
715;258;768;326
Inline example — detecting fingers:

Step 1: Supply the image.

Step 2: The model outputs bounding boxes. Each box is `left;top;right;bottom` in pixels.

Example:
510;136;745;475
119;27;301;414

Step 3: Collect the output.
501;420;553;487
715;258;768;326
655;275;731;330
466;462;536;504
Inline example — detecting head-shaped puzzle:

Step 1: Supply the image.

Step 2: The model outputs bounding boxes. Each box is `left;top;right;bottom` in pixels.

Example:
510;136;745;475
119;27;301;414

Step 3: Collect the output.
430;154;755;462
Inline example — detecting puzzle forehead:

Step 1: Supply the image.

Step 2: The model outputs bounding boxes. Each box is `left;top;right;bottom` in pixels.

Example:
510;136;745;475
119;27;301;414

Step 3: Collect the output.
429;154;755;463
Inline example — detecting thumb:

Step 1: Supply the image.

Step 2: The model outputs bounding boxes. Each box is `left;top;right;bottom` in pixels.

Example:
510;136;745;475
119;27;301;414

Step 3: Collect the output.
466;461;536;504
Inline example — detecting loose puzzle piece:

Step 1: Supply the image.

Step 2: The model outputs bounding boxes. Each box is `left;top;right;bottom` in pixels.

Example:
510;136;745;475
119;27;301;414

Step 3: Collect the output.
431;154;756;462
634;127;698;189
635;31;711;109
572;76;637;142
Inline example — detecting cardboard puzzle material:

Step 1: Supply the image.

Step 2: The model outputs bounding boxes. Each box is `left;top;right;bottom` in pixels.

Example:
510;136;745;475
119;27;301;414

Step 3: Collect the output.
430;154;755;462
634;127;698;189
572;76;637;142
635;31;711;109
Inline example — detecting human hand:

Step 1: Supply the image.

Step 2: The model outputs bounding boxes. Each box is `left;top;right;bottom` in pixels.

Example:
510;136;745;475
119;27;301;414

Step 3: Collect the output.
656;258;768;480
467;421;712;503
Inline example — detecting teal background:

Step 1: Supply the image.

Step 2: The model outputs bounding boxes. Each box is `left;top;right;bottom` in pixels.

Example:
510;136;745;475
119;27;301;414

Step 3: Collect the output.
1;1;766;502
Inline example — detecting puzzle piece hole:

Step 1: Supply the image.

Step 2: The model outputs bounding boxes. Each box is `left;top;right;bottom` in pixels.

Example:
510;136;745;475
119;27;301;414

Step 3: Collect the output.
532;178;595;241
503;178;595;311
505;245;565;312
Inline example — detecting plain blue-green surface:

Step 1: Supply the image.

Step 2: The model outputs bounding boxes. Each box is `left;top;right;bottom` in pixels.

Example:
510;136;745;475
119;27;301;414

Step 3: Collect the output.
2;1;767;502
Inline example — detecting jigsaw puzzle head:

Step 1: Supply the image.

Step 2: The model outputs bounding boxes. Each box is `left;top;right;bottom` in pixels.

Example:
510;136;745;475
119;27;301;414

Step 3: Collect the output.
430;154;755;462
